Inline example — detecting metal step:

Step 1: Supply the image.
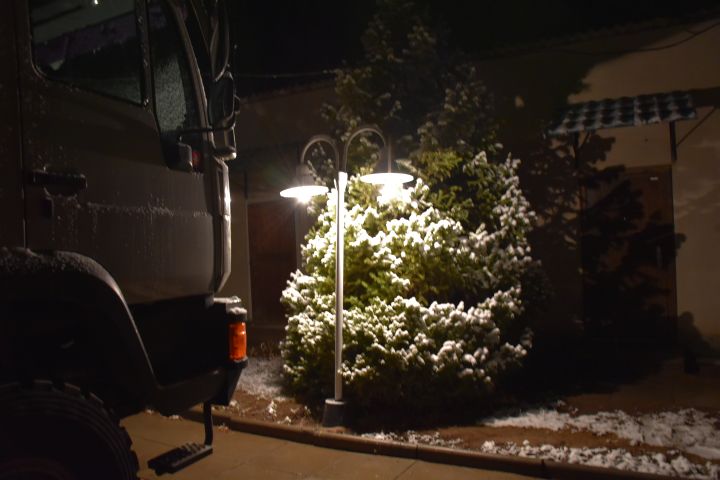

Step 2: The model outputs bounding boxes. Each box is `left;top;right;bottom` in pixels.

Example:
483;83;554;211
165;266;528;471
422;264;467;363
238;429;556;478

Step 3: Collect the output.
148;442;213;475
148;402;215;474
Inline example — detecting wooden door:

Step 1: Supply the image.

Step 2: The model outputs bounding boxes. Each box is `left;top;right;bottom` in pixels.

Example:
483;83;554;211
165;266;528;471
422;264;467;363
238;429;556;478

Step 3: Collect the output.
247;200;297;329
581;166;677;341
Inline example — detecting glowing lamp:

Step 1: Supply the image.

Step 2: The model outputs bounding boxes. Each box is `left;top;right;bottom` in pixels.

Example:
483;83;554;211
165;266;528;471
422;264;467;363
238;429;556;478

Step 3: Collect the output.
279;164;329;202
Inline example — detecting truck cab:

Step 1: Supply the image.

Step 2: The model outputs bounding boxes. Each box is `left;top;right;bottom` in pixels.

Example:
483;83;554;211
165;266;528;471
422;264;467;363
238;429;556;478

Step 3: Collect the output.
0;0;247;477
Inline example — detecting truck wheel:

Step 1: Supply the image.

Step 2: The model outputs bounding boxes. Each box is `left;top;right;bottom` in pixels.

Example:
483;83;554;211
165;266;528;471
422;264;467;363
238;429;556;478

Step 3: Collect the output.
0;381;139;480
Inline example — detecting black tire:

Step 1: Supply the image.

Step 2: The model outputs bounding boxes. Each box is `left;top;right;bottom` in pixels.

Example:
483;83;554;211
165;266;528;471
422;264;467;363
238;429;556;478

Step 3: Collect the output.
0;381;139;480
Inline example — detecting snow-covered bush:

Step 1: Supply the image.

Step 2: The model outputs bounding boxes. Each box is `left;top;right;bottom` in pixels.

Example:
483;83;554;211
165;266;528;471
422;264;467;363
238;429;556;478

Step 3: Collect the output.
281;0;545;411
281;153;535;409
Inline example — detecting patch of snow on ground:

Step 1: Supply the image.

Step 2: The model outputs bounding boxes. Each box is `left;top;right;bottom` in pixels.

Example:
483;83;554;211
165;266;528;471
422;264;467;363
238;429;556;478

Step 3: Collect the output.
236;357;286;399
480;441;719;480
480;407;720;460
363;431;463;448
266;400;277;418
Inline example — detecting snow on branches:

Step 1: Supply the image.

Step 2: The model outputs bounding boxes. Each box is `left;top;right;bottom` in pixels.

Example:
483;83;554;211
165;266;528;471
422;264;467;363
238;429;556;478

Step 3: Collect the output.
281;154;536;409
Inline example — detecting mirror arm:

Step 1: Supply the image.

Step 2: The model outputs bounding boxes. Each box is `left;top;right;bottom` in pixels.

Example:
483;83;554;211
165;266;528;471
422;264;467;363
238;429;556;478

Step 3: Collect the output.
210;0;230;82
177;119;235;137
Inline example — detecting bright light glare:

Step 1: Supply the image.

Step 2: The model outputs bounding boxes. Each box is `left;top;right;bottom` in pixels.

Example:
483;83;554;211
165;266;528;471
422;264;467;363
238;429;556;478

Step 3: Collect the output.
377;183;408;204
279;185;329;200
360;172;413;185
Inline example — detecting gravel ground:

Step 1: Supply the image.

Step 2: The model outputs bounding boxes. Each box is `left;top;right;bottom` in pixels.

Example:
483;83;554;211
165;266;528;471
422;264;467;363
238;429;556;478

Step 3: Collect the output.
224;355;720;479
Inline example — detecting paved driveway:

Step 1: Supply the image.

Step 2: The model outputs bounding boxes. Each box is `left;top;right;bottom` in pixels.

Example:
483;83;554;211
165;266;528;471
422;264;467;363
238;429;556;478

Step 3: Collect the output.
123;413;536;480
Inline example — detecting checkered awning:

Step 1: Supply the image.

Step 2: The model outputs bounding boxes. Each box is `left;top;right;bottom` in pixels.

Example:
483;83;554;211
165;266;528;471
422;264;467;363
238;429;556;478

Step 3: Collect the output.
548;91;696;136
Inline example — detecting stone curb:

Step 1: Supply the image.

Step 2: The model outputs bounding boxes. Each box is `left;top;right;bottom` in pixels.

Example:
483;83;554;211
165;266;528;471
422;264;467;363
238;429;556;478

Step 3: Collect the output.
182;408;678;480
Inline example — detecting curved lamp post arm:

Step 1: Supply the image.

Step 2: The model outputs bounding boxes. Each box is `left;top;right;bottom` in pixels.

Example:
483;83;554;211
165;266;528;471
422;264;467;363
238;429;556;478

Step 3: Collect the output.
281;125;396;426
312;127;384;408
341;125;386;172
299;126;385;173
300;134;340;168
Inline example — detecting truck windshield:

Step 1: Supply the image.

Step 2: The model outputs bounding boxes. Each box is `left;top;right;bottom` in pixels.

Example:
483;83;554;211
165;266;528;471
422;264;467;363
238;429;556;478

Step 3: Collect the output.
29;0;143;104
148;0;202;163
182;5;212;94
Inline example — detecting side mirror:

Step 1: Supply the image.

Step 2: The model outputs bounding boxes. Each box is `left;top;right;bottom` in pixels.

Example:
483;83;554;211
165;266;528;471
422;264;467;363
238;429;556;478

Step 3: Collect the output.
210;0;230;81
208;73;235;128
176;142;194;171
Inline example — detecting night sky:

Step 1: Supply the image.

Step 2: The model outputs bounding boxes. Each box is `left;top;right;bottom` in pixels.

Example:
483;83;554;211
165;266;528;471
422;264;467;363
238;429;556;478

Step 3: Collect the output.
228;0;719;96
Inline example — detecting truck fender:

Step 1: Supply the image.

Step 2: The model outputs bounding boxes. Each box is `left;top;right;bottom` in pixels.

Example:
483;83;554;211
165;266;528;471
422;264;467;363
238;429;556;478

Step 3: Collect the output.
0;248;156;402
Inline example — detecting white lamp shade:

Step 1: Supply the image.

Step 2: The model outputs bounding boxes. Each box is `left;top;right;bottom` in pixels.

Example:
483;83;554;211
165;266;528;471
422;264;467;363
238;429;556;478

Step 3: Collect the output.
280;163;329;202
359;172;413;185
279;184;329;201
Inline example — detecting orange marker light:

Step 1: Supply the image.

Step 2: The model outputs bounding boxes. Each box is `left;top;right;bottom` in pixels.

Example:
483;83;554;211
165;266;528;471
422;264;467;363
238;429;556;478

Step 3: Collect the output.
229;322;247;361
191;150;202;170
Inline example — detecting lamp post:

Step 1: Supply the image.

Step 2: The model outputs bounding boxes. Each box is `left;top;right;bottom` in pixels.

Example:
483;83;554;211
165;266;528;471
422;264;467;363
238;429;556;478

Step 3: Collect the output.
280;126;413;427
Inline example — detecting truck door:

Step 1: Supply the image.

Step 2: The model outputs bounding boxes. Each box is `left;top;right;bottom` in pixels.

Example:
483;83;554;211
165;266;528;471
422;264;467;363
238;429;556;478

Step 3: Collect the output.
0;1;24;248
18;0;217;304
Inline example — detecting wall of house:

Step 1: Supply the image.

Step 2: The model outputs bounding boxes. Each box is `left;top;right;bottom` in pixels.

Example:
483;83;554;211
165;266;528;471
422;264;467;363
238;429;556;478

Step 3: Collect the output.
580;111;720;351
225;84;334;343
219;183;252;314
567;20;720;350
228;18;720;352
569;19;720;349
673;108;720;351
479;18;720;350
235;84;335;153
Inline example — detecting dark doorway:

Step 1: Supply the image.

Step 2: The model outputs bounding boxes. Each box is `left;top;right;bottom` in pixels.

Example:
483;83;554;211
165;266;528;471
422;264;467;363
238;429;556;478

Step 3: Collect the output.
581;165;677;342
248;200;297;344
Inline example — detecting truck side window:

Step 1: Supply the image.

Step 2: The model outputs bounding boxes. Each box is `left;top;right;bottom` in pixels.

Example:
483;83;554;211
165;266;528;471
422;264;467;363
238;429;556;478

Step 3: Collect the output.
29;0;142;104
148;0;201;152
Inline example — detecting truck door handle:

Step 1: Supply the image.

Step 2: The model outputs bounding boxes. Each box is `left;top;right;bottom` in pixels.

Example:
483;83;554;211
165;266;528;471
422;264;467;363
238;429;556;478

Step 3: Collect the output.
27;170;87;194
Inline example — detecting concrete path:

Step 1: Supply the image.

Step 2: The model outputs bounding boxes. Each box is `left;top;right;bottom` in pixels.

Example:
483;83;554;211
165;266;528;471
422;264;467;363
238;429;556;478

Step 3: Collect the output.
123;413;537;480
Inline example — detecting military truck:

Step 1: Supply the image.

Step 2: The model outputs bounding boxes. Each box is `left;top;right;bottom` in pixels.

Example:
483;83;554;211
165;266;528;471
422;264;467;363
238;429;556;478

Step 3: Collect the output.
0;0;247;478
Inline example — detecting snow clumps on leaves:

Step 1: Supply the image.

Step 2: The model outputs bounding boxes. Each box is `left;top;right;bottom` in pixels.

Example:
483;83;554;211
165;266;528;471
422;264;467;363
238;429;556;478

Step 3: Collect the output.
281;153;535;410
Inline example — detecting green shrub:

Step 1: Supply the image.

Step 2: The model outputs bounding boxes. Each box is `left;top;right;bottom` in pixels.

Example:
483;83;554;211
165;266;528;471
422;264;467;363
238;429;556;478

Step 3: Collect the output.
281;154;535;410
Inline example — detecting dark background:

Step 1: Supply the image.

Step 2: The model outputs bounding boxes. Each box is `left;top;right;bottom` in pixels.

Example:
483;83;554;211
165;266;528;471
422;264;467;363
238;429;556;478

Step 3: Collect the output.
228;0;720;96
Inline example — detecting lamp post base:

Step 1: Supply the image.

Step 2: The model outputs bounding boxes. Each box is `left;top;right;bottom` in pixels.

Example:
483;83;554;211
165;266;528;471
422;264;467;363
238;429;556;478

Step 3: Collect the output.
322;398;346;427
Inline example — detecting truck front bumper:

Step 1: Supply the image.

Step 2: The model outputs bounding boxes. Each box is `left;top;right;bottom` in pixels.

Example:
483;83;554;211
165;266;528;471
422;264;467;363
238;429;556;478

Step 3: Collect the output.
139;296;248;415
